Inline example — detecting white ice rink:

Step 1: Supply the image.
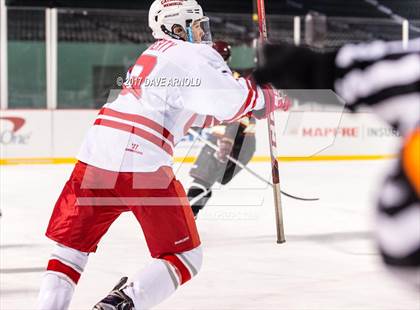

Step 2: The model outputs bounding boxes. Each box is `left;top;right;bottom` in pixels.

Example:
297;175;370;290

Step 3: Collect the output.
1;160;419;310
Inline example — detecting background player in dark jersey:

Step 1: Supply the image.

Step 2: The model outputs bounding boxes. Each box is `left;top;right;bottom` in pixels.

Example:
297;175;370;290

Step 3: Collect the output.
187;41;257;218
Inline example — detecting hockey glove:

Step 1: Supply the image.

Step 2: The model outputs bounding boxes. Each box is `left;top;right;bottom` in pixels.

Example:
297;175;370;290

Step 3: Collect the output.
252;84;291;120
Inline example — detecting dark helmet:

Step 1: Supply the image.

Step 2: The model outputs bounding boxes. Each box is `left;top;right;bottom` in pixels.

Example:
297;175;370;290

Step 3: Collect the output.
212;40;232;62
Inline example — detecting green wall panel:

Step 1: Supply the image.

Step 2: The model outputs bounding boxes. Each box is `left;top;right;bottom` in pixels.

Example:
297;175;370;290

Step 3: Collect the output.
57;42;148;109
230;45;255;69
8;41;46;108
8;41;255;109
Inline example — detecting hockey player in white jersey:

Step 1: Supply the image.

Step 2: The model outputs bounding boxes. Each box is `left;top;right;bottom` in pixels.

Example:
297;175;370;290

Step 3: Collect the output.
37;1;288;309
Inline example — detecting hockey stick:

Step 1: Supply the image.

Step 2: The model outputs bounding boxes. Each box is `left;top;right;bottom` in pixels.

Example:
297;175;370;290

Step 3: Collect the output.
189;189;211;207
188;129;319;202
188;182;211;206
255;0;286;243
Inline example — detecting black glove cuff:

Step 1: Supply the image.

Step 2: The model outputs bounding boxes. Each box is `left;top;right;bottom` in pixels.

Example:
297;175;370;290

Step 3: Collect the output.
253;43;338;90
314;51;337;89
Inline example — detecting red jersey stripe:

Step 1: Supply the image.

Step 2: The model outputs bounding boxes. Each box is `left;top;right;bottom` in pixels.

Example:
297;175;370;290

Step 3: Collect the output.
98;108;174;143
47;259;81;284
203;115;215;128
94;119;174;156
183;114;198;135
248;78;259;110
226;79;256;123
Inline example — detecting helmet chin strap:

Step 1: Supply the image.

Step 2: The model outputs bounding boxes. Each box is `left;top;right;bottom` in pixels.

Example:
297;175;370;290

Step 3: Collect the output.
161;25;186;41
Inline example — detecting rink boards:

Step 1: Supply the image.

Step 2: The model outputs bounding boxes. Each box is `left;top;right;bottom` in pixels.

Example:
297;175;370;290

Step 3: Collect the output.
0;109;400;164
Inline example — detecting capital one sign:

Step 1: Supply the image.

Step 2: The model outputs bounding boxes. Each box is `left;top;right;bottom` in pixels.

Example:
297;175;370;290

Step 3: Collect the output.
0;117;31;145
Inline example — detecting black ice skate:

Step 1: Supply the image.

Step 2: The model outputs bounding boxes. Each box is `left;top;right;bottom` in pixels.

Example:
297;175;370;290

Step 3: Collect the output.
93;277;135;310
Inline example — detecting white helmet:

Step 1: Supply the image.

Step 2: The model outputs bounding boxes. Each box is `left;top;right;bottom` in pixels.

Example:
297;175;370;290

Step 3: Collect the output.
148;0;212;44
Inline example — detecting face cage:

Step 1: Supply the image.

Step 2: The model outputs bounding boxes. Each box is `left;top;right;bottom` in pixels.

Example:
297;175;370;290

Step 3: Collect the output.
186;17;212;45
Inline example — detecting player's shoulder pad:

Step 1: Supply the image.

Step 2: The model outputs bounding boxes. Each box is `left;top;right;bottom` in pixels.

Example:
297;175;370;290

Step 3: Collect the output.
195;43;224;62
164;40;229;72
161;39;194;57
165;41;224;63
196;43;231;72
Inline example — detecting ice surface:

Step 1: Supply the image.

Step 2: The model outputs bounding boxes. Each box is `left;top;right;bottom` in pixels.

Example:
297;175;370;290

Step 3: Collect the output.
1;160;419;310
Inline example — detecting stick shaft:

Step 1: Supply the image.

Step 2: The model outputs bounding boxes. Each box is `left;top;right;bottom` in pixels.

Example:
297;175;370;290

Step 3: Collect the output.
189;188;210;206
256;0;286;243
257;0;268;40
188;129;271;186
188;129;319;202
273;183;286;242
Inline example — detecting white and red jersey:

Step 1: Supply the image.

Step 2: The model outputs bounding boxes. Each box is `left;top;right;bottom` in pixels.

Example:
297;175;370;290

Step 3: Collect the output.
77;39;266;172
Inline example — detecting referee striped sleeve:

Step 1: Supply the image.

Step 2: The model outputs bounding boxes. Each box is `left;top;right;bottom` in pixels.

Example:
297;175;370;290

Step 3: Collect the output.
334;39;420;109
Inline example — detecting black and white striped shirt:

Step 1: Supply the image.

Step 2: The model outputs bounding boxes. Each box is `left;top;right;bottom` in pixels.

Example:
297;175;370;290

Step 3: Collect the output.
334;39;420;135
334;39;420;287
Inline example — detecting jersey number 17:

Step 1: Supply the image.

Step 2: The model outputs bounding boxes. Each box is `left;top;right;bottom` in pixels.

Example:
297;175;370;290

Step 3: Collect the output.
122;55;157;99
